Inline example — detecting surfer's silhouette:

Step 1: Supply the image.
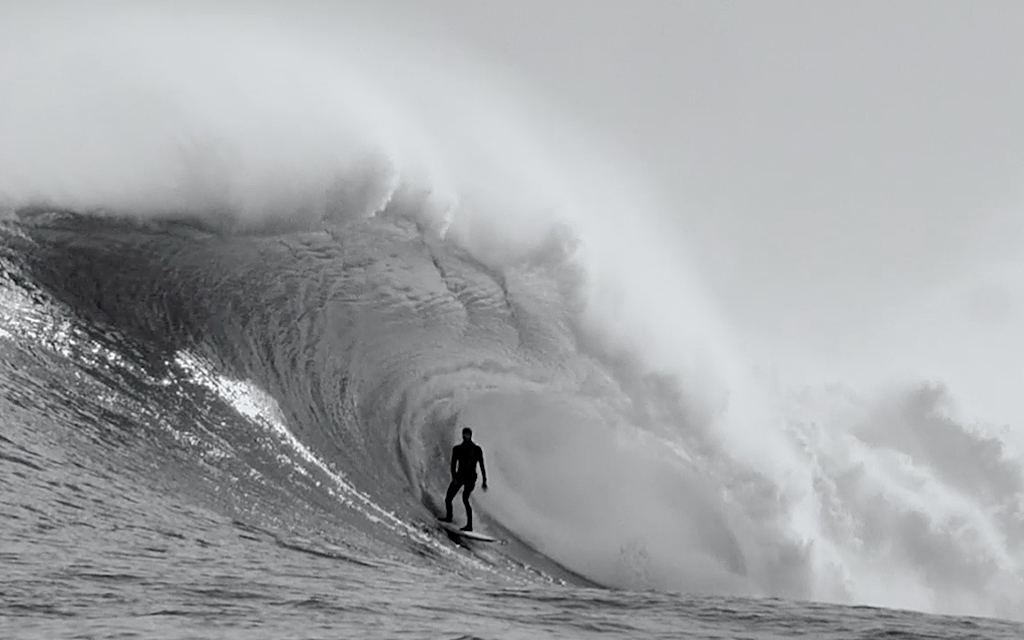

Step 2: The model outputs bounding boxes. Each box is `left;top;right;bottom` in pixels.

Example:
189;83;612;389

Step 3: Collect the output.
440;427;487;531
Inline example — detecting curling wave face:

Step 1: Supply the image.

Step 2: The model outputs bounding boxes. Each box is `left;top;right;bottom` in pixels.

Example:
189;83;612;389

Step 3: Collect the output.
2;210;761;596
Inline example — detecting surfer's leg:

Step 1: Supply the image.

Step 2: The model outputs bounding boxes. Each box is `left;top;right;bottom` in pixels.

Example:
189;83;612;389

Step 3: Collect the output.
443;479;461;522
460;480;476;531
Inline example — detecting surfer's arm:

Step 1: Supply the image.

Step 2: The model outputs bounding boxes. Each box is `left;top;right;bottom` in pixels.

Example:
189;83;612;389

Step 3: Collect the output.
450;447;458;478
479;449;487;488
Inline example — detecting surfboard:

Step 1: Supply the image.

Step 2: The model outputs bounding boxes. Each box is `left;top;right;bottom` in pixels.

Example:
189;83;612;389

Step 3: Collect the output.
437;520;501;543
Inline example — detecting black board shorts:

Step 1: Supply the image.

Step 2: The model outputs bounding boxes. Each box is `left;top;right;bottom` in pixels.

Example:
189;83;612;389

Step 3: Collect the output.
453;475;477;492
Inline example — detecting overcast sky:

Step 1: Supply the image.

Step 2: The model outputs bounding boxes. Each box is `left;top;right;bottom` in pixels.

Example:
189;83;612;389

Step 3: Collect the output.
364;2;1024;299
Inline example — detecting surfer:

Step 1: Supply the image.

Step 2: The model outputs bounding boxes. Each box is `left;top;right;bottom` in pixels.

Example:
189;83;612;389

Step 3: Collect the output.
440;427;487;531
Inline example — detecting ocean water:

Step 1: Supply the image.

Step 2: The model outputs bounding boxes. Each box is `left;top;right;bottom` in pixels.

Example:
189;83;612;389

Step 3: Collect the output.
2;214;1022;640
2;5;1024;639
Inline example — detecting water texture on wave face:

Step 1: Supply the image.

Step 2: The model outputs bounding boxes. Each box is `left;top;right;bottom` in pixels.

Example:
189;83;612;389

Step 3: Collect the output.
2;6;1023;638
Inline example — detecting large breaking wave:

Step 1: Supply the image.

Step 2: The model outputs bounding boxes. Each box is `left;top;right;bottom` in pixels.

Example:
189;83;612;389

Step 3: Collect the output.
1;4;1022;620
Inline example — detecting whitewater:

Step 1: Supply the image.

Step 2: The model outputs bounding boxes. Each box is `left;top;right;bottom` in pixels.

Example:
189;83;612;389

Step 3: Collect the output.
2;5;1023;639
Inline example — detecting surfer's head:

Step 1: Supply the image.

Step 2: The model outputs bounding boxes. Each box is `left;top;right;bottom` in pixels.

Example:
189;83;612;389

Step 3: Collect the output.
462;427;472;442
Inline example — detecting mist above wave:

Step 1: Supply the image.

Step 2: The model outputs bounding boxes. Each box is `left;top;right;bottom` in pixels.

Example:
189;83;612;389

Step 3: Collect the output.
0;2;739;437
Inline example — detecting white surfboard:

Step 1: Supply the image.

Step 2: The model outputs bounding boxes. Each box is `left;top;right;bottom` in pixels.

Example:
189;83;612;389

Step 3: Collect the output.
438;520;501;543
